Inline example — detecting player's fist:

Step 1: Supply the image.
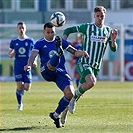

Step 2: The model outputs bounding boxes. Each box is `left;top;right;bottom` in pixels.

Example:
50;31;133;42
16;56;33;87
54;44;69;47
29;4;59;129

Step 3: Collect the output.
24;65;31;71
110;29;118;41
83;51;89;58
32;61;37;68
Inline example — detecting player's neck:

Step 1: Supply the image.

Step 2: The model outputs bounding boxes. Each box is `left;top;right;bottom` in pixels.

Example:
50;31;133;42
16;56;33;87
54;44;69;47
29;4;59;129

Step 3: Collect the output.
19;34;27;39
95;22;104;28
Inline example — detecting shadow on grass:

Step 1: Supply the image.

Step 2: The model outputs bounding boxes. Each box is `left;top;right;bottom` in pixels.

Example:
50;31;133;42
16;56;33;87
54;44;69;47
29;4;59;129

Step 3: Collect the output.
0;126;43;132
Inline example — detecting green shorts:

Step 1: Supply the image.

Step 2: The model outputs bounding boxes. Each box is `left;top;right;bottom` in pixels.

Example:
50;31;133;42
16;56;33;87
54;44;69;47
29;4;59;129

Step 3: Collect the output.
76;62;99;84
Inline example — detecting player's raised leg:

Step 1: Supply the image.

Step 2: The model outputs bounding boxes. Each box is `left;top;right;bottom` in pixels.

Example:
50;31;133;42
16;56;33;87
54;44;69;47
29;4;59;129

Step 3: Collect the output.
55;36;64;56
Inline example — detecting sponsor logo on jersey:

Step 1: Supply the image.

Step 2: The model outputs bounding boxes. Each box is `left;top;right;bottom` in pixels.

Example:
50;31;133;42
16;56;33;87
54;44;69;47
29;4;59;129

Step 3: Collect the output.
90;35;106;42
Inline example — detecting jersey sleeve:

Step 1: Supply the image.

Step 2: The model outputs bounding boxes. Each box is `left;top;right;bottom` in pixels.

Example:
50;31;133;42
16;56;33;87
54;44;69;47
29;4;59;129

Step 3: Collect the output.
30;38;35;49
63;23;88;37
75;23;89;34
63;26;78;37
31;38;35;46
62;38;70;49
9;40;14;50
33;41;40;52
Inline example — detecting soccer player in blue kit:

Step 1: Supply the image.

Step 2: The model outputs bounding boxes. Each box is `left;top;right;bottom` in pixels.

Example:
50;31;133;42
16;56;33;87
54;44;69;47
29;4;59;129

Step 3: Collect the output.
24;22;89;128
8;22;37;111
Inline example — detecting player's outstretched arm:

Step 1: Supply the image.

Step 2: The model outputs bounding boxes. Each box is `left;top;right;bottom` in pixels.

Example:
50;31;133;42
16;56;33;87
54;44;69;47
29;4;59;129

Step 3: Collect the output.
75;50;89;58
24;50;38;71
67;45;89;58
62;34;68;40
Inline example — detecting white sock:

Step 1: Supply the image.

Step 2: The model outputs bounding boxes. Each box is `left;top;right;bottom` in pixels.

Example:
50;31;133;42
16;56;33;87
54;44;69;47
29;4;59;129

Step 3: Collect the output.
53;112;59;119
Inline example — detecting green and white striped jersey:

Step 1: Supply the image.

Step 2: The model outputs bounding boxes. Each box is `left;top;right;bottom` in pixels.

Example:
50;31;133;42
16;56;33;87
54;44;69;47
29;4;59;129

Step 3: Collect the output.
64;23;117;69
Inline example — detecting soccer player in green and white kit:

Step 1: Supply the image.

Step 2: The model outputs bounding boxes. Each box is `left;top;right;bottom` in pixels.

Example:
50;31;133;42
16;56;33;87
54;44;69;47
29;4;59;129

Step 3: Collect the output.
61;6;118;124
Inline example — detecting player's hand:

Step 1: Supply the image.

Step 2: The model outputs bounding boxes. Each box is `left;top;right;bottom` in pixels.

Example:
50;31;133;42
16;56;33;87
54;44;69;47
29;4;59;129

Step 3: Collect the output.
32;61;38;68
83;51;89;58
24;65;31;71
8;50;15;58
110;29;118;41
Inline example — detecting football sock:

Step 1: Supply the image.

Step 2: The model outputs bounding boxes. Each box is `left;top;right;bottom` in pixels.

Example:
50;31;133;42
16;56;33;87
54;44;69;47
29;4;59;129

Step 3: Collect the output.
53;112;59;119
16;89;23;105
49;54;60;68
54;96;70;117
74;86;85;100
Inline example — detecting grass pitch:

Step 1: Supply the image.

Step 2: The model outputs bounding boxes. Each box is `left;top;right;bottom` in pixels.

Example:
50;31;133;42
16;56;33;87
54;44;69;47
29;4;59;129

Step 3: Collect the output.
0;81;132;133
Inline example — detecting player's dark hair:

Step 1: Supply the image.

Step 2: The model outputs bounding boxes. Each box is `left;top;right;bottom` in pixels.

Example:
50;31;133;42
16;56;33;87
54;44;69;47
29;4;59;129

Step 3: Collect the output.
94;6;106;13
17;22;25;26
44;22;54;29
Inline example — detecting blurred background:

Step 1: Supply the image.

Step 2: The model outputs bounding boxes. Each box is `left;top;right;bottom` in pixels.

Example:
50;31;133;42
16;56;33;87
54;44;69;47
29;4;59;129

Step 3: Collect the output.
0;0;133;82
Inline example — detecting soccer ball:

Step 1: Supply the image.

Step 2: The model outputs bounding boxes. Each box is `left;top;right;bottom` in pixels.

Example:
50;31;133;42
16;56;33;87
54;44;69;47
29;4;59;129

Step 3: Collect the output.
50;12;66;27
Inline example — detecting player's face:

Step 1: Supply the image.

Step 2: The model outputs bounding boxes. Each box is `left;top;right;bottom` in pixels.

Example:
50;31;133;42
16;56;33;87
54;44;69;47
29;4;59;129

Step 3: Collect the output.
94;11;106;27
17;24;26;37
43;27;56;41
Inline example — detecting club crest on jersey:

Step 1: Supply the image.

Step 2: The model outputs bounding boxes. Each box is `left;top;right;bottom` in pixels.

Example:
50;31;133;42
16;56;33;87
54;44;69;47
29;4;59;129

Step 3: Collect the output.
19;47;26;54
49;50;56;58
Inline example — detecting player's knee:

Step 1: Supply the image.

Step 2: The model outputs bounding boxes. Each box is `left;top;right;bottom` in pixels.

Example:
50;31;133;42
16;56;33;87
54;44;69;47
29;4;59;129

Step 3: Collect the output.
24;84;31;91
85;74;97;89
47;61;56;71
86;79;96;90
64;85;74;100
65;92;73;100
89;80;96;88
64;90;73;100
24;87;30;91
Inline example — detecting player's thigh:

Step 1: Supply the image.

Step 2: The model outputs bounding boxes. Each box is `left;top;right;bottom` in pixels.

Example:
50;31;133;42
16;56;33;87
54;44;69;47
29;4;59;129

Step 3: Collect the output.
77;63;98;83
14;71;23;82
41;66;56;81
56;69;73;92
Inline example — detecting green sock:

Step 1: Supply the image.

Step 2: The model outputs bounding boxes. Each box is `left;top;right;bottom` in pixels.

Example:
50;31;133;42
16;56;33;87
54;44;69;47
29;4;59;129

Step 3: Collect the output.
74;87;85;99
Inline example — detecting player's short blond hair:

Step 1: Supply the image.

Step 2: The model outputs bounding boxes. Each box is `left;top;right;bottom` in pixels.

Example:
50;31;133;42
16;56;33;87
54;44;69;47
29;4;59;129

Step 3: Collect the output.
94;6;106;14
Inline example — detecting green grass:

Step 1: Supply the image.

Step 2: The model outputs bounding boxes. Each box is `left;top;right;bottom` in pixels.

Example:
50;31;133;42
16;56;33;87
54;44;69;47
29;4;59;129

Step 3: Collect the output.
0;81;132;133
